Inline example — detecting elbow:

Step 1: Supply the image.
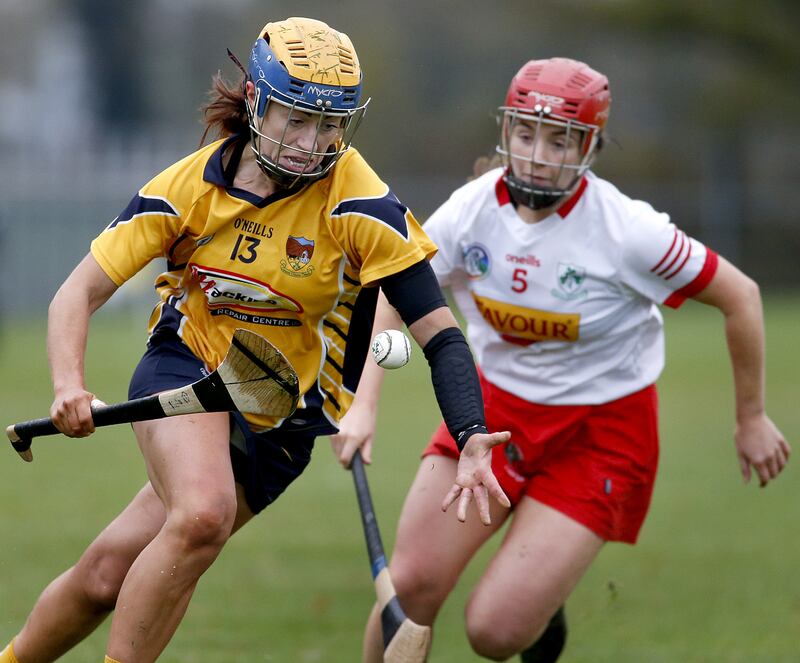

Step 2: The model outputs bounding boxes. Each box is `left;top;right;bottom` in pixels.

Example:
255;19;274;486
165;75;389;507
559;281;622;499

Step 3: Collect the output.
726;275;762;321
48;280;95;320
48;283;68;318
742;275;761;305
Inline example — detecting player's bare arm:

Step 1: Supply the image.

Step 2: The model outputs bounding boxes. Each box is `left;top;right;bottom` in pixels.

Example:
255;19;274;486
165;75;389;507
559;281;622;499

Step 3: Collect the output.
692;255;791;486
47;253;118;437
330;291;400;467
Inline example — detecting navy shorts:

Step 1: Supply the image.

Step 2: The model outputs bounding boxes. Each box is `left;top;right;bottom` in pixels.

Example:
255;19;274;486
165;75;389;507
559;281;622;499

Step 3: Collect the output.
129;332;316;514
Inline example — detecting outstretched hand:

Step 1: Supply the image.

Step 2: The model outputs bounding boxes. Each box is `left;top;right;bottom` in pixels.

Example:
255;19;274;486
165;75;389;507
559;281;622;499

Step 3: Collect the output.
441;431;512;525
735;413;790;487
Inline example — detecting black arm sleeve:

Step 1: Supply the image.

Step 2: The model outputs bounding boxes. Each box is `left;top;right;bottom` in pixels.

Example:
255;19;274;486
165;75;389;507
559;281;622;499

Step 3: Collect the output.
422;327;488;451
379;259;447;327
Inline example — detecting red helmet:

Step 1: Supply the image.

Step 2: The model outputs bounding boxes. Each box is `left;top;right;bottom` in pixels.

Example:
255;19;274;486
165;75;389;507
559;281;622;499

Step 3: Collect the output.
497;58;611;209
504;58;610;135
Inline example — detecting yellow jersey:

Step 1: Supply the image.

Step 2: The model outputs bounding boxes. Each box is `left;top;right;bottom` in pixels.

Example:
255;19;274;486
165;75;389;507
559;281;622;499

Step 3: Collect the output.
91;136;436;432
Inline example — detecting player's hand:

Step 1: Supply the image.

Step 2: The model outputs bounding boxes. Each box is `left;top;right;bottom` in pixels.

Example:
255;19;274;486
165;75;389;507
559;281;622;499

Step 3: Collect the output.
50;387;99;438
441;431;512;525
735;413;790;487
329;402;378;468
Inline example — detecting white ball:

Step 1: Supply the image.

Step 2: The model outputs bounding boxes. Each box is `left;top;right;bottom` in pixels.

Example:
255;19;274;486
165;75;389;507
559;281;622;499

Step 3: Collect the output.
371;329;412;369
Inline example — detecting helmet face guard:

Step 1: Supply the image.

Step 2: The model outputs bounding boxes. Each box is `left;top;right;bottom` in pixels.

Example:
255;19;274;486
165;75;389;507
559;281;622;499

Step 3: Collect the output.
497;107;599;209
496;58;610;210
245;18;370;188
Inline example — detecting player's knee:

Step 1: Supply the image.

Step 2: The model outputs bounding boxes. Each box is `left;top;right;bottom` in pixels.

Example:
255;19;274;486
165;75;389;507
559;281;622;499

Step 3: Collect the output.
76;548;130;609
465;604;538;660
390;563;450;622
466;625;527;661
392;567;449;624
166;497;236;552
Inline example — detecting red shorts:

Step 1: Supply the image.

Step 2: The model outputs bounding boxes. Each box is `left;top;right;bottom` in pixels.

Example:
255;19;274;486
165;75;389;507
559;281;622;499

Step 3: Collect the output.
424;378;659;544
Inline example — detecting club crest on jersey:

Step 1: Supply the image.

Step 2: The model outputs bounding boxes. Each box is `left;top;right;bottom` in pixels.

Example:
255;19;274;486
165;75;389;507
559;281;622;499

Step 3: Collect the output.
281;236;315;278
463;243;490;280
552;262;588;300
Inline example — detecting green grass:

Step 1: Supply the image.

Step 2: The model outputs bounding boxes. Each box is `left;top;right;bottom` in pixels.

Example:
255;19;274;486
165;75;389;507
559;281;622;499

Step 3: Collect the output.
0;295;798;662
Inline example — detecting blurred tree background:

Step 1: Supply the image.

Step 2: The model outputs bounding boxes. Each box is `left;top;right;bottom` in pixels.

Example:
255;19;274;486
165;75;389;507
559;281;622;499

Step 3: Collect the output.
0;0;798;318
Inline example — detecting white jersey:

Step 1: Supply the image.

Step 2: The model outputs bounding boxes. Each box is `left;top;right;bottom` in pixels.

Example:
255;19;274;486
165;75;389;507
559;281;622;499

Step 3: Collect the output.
425;168;718;405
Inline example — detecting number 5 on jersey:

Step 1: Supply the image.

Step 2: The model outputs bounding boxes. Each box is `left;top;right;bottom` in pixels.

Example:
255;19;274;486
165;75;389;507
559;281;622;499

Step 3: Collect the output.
512;268;528;293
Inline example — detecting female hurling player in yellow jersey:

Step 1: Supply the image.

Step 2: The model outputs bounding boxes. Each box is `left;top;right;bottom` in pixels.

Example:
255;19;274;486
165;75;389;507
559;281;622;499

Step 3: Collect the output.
0;17;511;663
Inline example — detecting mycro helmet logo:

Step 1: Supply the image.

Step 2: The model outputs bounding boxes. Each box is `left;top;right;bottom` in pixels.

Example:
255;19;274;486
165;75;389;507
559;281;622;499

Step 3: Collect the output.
307;86;344;98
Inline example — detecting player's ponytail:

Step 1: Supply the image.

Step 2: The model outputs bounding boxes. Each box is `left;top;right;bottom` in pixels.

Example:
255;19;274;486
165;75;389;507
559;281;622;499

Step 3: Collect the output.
199;72;249;146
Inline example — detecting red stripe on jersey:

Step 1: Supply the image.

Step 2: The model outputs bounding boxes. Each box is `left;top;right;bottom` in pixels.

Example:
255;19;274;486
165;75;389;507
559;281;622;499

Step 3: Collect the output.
496;174;512;206
651;228;678;273
557;177;588;218
663;241;692;280
656;231;687;277
663;249;719;309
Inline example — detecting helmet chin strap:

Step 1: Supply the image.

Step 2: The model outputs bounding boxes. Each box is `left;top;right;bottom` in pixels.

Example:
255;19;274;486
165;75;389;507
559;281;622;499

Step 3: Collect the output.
503;172;569;211
251;152;309;192
249;139;337;192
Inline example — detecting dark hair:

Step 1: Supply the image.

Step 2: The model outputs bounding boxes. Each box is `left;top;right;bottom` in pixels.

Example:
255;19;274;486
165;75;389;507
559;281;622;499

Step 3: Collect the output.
199;72;249;146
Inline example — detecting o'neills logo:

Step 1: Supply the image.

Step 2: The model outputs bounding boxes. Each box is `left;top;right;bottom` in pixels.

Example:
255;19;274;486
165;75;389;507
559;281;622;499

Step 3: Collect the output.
471;292;579;342
281;236;315;278
189;263;302;314
506;254;541;267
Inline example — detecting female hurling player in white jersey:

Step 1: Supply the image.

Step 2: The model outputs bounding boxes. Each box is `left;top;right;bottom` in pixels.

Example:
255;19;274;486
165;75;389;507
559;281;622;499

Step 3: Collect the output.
331;57;791;662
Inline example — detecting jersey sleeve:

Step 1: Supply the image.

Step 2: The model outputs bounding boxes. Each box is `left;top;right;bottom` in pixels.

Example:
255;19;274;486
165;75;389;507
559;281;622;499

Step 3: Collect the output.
329;155;437;286
421;189;467;288
619;201;718;308
90;162;191;286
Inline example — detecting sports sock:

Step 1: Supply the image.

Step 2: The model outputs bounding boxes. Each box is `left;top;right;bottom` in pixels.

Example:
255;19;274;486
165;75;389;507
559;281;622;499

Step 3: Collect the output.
519;606;567;663
104;656;123;663
0;640;20;663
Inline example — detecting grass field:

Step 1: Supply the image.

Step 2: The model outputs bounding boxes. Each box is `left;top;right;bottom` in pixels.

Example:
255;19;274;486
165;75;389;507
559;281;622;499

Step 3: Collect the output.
0;295;798;662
